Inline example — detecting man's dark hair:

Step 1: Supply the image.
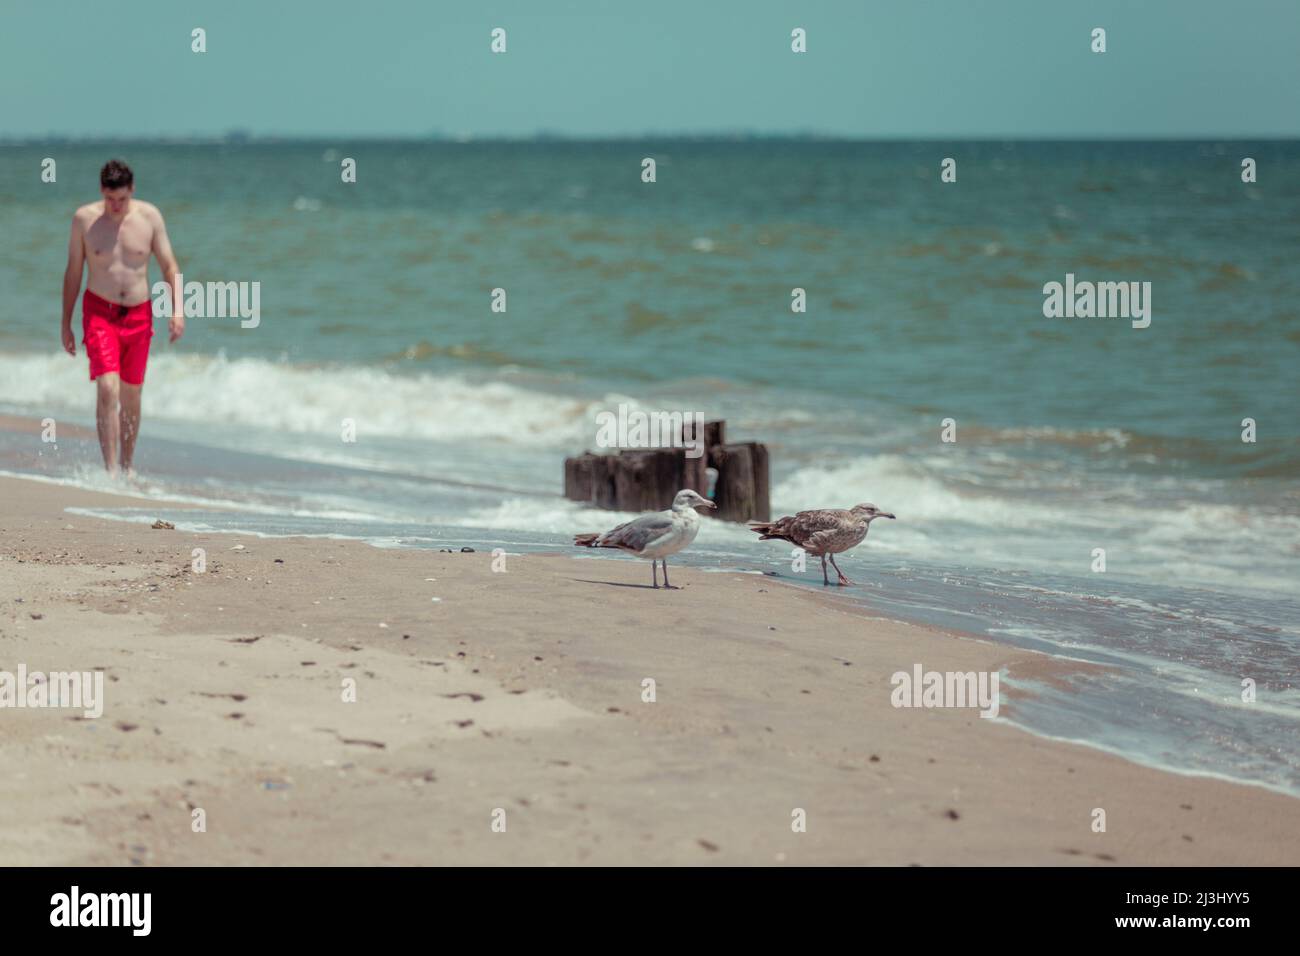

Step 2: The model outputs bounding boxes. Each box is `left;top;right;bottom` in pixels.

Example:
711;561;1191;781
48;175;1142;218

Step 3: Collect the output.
100;159;134;190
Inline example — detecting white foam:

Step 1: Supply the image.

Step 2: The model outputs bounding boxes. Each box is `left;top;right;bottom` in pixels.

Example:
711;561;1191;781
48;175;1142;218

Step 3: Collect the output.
0;350;596;446
771;454;1300;597
774;454;1085;531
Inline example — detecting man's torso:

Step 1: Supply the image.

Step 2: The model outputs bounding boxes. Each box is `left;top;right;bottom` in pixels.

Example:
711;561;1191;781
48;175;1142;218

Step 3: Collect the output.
82;201;156;307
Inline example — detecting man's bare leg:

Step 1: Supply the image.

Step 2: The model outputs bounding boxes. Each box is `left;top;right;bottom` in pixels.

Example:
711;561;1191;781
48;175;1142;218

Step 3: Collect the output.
94;372;121;475
119;381;142;478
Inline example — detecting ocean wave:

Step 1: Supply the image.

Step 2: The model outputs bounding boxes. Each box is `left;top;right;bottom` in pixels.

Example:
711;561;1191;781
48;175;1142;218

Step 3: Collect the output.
958;423;1298;474
771;454;1300;596
0;350;597;446
774;454;1068;530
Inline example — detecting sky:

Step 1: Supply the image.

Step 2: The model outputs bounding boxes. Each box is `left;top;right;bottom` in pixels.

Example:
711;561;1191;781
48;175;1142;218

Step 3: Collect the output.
2;0;1297;139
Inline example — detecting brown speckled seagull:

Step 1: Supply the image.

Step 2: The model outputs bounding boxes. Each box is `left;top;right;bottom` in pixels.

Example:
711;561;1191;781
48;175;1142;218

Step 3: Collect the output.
749;503;895;586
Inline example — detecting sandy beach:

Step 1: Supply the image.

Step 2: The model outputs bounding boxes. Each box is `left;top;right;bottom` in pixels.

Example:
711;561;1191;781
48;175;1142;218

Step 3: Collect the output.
1;473;1296;866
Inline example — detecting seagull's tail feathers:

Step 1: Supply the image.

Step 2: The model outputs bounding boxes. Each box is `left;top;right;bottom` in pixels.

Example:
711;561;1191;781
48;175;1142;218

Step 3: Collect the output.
748;520;793;544
573;532;603;548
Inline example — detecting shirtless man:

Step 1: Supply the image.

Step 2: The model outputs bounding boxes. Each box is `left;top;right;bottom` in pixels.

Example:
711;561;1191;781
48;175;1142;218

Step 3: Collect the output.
62;160;184;477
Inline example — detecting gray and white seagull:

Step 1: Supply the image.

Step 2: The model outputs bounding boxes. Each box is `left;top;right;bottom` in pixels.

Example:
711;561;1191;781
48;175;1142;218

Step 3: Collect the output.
574;488;716;589
749;503;895;586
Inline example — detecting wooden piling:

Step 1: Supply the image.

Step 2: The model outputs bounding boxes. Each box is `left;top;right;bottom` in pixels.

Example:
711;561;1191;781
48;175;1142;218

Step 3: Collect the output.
743;441;770;522
562;418;769;523
563;454;594;503
709;444;756;523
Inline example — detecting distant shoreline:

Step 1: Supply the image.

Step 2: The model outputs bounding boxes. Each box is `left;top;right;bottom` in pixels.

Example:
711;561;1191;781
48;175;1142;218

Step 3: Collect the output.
5;134;1300;146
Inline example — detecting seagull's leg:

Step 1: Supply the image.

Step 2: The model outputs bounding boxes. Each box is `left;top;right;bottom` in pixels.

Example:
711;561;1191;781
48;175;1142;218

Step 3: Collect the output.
662;560;672;589
820;554;830;586
652;560;659;589
829;554;854;586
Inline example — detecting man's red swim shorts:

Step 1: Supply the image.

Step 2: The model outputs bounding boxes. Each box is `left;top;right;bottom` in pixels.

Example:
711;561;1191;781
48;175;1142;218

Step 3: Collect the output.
82;289;155;385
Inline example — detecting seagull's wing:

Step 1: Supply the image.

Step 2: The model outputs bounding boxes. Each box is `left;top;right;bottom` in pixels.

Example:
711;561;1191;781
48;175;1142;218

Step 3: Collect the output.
789;509;854;551
599;512;674;553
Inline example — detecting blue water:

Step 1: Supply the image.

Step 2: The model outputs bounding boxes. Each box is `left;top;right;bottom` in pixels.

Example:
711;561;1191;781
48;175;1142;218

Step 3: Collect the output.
0;139;1296;794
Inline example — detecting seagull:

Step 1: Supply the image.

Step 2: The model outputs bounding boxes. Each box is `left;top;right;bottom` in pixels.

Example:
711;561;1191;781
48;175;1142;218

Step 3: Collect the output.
749;503;895;586
574;489;716;589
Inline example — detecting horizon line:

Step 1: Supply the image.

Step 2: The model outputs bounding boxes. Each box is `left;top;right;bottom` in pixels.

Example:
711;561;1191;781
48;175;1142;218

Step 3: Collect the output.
3;132;1298;145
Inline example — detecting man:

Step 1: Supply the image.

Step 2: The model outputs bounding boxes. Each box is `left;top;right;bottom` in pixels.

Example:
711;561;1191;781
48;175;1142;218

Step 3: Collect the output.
61;160;183;477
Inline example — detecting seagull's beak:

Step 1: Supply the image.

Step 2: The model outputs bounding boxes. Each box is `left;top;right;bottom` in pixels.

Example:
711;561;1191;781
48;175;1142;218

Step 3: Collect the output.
884;512;896;519
703;499;717;510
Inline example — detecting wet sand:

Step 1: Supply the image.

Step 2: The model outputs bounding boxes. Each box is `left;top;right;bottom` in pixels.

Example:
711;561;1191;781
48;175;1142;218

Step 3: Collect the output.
1;474;1297;865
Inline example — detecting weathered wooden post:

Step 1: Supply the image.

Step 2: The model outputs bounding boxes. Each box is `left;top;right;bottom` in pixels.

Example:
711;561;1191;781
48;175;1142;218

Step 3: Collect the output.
744;441;770;522
590;453;619;509
710;444;751;523
562;418;769;523
680;418;716;498
614;450;678;512
564;454;594;502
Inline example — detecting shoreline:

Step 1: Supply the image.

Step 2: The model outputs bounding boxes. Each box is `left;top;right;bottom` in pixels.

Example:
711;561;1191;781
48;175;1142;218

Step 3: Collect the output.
31;471;1300;805
2;472;1297;865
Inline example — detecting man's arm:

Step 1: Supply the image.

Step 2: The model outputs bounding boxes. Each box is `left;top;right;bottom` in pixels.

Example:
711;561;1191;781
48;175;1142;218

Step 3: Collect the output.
151;208;184;343
61;213;85;356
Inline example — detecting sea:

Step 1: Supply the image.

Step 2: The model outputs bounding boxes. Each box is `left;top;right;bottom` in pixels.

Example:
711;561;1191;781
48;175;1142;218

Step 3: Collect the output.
1;138;1297;794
